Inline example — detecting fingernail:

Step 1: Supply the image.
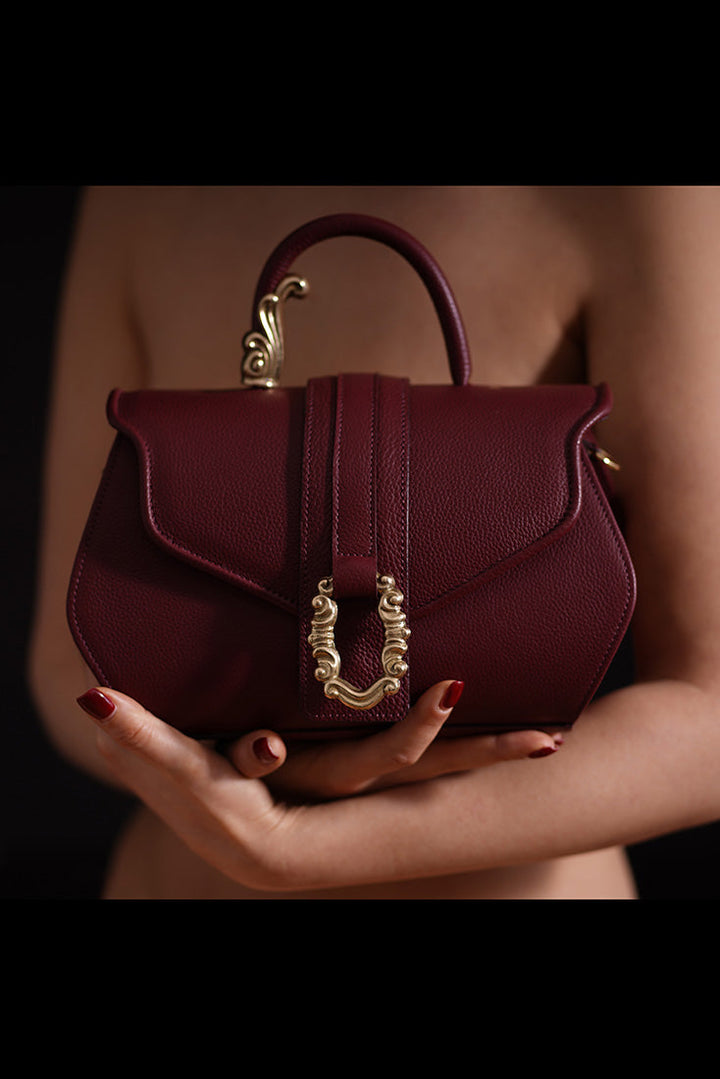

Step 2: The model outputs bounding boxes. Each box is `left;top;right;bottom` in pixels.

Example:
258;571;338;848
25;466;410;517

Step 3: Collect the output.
253;736;279;763
528;744;558;759
440;681;465;710
76;688;116;720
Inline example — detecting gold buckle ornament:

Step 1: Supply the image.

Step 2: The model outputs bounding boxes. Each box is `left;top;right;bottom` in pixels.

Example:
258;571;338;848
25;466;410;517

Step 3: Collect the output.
308;574;411;710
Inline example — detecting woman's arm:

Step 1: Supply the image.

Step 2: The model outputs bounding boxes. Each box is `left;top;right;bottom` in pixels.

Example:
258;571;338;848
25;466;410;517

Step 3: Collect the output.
276;681;720;889
28;187;148;783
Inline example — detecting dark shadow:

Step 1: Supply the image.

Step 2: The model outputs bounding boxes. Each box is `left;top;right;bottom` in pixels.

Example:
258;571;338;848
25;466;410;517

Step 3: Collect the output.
1;185;133;900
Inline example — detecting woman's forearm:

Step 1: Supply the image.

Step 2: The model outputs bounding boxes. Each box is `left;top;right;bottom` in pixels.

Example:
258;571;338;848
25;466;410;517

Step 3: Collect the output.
28;645;124;788
273;679;720;891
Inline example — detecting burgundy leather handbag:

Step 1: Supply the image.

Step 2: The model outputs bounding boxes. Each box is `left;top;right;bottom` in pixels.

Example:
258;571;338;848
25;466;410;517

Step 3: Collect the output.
67;213;636;740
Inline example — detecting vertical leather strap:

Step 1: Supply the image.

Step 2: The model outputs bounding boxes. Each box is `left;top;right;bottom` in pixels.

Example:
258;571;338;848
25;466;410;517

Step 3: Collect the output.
332;374;378;598
375;375;410;633
299;374;410;727
299;376;334;722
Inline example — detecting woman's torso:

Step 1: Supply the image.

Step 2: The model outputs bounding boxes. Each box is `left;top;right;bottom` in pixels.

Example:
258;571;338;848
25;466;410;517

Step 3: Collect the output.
101;184;637;899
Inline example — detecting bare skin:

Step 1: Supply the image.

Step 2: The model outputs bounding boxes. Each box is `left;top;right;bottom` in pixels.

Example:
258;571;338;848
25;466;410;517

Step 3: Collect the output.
29;185;720;899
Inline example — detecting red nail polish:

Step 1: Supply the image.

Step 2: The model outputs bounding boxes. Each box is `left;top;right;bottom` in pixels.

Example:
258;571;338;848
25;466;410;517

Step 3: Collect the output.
440;681;465;710
529;745;557;759
76;688;116;720
253;737;279;763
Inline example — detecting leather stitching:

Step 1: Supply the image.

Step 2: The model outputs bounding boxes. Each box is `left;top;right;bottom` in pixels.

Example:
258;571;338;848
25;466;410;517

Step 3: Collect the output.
66;439;119;687
118;404;297;611
299;377;318;710
574;450;635;711
333;373;375;558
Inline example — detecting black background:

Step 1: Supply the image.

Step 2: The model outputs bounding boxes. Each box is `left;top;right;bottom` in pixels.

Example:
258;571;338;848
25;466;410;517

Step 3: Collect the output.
2;184;718;900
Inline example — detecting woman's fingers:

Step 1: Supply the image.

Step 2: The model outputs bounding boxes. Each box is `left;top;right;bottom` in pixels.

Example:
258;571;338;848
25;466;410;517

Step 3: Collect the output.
351;680;466;775
369;728;564;789
76;688;286;783
267;679;565;799
76;687;296;891
216;730;287;779
267;681;467;799
77;684;563;813
354;686;563;790
76;687;208;783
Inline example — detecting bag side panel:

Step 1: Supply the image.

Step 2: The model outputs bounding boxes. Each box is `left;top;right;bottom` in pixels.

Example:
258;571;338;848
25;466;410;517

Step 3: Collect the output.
414;449;636;733
68;434;302;739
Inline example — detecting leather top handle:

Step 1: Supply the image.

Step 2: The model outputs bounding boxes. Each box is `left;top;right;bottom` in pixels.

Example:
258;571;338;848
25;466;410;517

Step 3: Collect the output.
250;213;472;387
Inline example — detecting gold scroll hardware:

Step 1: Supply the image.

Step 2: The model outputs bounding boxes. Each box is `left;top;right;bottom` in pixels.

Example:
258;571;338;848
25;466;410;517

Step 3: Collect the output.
308;574;411;710
241;274;309;387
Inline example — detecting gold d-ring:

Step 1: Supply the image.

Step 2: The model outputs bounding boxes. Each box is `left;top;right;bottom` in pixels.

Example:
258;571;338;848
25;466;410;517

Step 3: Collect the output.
308;574;411;710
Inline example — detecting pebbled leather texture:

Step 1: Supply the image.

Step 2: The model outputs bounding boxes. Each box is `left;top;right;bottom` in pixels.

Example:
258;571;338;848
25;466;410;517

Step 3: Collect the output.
66;213;636;740
331;373;380;598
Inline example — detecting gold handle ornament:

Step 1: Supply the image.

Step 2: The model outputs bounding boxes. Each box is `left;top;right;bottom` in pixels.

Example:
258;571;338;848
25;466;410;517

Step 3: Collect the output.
308;574;411;710
241;275;309;388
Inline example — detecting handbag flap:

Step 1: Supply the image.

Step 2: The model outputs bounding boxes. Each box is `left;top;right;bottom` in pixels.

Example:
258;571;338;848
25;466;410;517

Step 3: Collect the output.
108;381;612;616
407;383;611;615
108;386;307;614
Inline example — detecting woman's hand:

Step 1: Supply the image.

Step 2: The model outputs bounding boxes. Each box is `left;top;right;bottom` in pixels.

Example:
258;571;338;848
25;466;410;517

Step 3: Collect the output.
75;681;563;888
76;686;295;890
250;680;563;801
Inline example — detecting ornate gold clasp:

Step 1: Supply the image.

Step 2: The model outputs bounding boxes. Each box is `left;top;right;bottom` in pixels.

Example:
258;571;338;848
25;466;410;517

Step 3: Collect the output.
308;574;411;710
241;274;309;388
